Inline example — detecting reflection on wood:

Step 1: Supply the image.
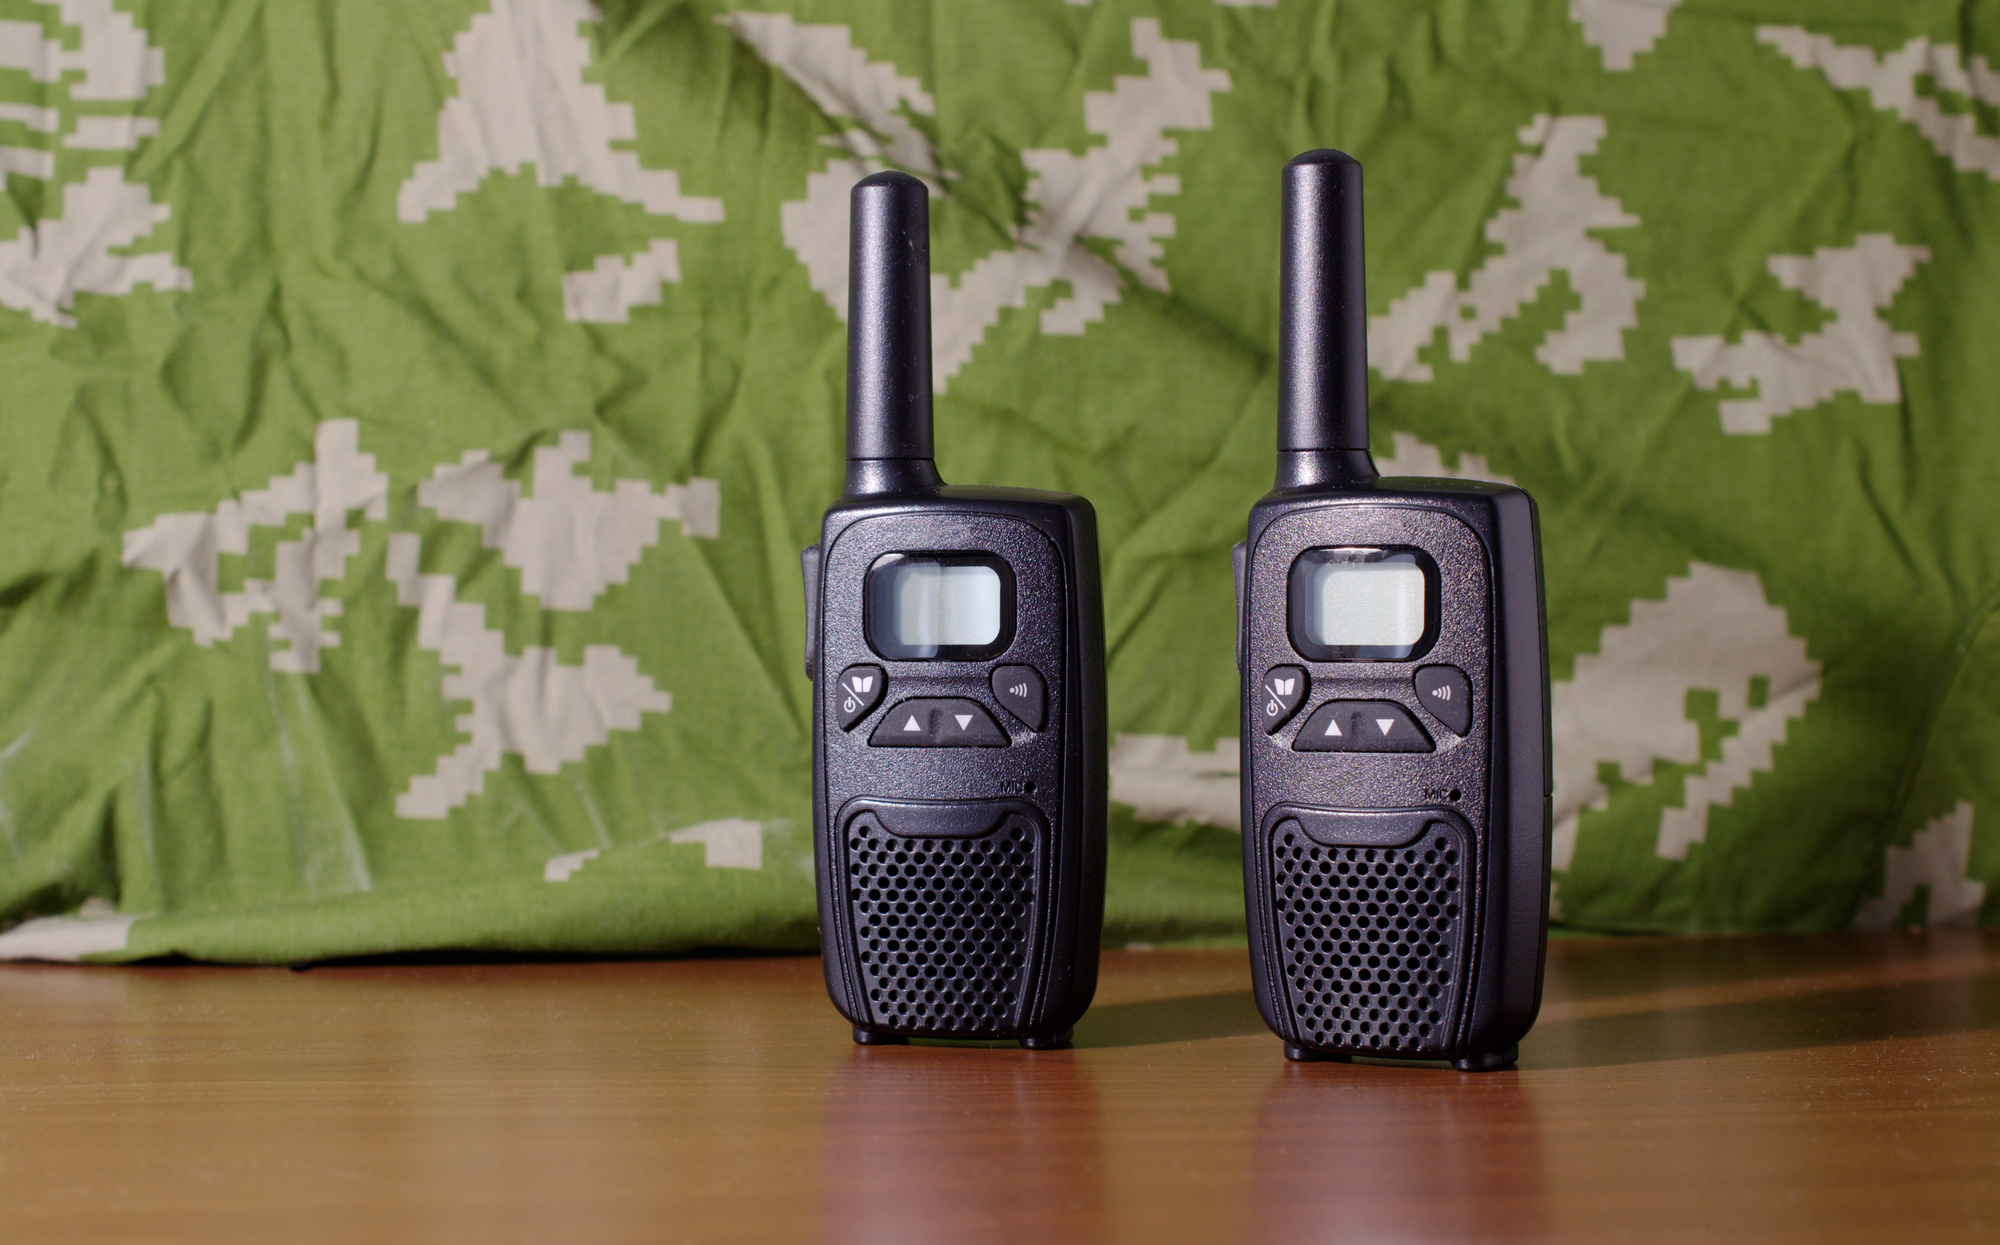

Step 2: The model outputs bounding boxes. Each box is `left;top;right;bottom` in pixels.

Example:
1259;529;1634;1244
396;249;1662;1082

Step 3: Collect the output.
0;933;1993;1241
1252;1063;1549;1242
821;1047;1104;1245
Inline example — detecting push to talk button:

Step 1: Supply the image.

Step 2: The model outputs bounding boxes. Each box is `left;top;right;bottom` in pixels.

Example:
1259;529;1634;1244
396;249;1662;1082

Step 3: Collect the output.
869;699;1008;747
1292;701;1434;753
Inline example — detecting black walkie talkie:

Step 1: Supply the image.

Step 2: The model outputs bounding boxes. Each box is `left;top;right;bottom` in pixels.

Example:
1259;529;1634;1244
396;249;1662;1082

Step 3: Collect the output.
1236;151;1551;1071
801;171;1107;1051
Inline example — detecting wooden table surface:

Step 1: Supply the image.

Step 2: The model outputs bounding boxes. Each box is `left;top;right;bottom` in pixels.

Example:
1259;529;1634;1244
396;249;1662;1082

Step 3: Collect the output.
1;932;1995;1243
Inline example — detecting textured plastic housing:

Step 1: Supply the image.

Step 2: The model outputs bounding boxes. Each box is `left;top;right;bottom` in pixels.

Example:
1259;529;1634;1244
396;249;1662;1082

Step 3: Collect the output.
811;488;1107;1041
1238;479;1550;1063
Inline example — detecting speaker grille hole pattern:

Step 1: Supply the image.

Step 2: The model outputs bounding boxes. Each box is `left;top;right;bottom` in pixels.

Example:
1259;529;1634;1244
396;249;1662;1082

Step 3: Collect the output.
846;812;1042;1035
1271;821;1469;1056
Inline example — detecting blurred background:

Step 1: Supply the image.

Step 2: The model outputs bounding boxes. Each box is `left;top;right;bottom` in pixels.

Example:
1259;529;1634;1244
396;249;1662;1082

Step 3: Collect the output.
0;0;1993;962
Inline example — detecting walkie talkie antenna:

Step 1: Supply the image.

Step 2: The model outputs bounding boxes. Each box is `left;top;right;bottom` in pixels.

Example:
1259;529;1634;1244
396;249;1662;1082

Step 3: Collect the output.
1277;150;1378;490
846;170;943;498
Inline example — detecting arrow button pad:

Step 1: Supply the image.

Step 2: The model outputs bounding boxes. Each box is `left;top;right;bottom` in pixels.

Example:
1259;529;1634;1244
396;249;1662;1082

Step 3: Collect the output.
869;698;1009;748
1292;700;1434;754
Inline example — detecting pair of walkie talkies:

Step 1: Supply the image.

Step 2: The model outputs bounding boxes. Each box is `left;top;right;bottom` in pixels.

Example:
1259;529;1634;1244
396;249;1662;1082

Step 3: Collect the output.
803;152;1551;1069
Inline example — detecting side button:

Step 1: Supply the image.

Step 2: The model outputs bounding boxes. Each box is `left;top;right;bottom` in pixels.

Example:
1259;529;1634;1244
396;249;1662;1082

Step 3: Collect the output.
1414;665;1472;736
1293;701;1434;753
1231;540;1247;674
991;665;1045;730
800;544;821;682
834;665;885;730
869;699;1008;748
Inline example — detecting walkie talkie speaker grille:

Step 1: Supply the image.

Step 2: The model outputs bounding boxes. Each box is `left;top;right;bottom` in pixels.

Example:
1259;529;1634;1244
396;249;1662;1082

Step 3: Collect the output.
845;811;1045;1034
1269;822;1470;1056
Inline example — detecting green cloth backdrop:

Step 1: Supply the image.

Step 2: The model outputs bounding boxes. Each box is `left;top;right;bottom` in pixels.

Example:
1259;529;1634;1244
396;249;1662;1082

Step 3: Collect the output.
0;0;1993;961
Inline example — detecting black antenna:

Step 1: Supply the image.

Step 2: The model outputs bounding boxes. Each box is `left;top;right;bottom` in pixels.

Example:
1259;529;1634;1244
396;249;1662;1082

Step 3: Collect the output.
845;170;942;497
1277;149;1378;489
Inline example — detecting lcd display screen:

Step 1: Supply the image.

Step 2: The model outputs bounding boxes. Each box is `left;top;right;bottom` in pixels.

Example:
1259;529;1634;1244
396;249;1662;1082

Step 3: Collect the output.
1288;548;1435;661
867;554;1013;660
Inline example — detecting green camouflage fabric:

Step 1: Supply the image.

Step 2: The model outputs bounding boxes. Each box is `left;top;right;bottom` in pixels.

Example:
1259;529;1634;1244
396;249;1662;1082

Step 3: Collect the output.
0;0;1992;962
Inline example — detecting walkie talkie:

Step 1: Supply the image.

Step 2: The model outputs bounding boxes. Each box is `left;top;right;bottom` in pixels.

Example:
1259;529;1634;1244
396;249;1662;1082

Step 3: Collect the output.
1236;151;1551;1071
801;171;1107;1050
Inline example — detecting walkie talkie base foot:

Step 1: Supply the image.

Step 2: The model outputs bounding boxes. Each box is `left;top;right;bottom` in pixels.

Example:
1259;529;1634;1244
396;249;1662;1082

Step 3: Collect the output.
1020;1028;1073;1051
1451;1044;1518;1072
1283;1044;1351;1063
851;1027;909;1047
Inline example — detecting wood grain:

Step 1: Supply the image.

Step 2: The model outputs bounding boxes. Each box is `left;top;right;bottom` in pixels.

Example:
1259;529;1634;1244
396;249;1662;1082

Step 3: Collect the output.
0;932;1994;1242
